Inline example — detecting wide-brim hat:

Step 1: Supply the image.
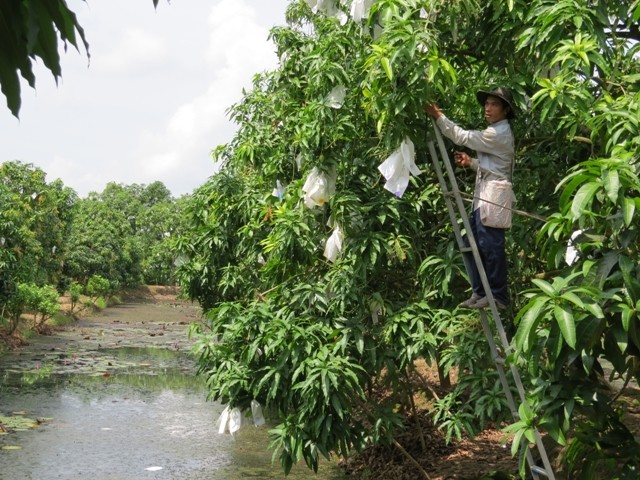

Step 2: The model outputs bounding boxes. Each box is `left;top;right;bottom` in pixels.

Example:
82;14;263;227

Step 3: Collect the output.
476;87;516;119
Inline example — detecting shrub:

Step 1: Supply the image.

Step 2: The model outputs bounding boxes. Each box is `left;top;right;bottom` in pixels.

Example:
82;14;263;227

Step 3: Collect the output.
68;281;82;315
85;275;111;304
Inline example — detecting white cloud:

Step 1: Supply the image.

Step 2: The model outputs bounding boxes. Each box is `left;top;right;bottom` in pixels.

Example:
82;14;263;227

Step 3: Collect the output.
97;28;167;73
130;0;282;194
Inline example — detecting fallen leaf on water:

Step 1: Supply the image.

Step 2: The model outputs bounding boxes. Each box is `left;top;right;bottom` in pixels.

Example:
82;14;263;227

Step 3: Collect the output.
145;466;163;472
1;445;23;450
12;411;29;415
103;372;111;378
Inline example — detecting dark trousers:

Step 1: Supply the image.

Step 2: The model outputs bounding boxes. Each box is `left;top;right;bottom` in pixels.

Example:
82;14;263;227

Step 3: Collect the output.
464;209;509;305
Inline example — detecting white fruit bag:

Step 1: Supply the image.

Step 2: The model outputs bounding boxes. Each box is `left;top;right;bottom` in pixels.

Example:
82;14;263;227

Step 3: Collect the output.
325;85;346;109
229;408;242;435
377;137;422;198
272;179;285;199
323;225;343;263
251;400;265;427
218;406;230;434
302;167;336;208
351;0;374;22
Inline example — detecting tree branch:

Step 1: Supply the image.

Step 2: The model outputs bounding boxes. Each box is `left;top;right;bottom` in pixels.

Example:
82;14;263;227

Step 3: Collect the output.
392;439;433;480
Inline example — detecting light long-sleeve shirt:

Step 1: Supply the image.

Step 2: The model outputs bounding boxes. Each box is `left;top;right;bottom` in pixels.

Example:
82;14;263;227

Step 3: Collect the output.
435;115;514;208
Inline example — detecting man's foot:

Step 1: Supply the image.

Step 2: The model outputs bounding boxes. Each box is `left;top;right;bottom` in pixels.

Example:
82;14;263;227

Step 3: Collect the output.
469;296;508;310
459;293;482;308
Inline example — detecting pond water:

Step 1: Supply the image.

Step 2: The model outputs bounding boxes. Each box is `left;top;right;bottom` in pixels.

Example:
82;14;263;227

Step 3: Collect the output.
0;345;345;480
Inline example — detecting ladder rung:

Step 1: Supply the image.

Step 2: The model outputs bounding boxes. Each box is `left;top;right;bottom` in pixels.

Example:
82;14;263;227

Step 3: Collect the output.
459;247;472;253
493;356;506;365
531;465;550;477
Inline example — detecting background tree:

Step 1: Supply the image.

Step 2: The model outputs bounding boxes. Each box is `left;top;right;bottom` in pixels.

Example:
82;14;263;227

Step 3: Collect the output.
63;194;140;287
177;0;640;477
0;170;185;336
138;193;190;285
0;161;76;295
63;181;186;288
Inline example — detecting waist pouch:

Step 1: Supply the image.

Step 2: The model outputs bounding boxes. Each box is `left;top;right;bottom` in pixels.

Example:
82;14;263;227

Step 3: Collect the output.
478;179;514;229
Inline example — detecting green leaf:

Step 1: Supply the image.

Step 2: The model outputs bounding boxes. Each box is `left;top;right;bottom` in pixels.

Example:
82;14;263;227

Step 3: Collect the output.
381;57;393;81
330;393;344;419
554;304;576;348
0;60;22;117
612;325;628;354
515;296;549;352
518;402;534;424
321;370;329;401
543;419;567;446
622;196;635;227
531;278;556;297
621;305;632;332
570;182;600;221
560;291;584;310
583;300;604;319
602;169;620;203
511;428;525;457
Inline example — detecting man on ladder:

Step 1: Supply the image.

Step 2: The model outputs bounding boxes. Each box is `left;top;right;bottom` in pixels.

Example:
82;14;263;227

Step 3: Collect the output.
425;89;555;479
425;87;516;310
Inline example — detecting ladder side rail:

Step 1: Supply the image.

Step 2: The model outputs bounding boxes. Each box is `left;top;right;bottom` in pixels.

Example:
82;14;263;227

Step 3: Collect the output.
427;141;478;294
426;139;468;248
478;310;548;480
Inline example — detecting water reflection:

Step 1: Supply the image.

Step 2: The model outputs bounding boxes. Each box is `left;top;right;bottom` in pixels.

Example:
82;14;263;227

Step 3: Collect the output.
0;347;344;480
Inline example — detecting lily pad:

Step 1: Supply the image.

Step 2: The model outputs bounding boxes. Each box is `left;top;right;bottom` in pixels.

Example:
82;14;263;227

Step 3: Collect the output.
0;414;44;432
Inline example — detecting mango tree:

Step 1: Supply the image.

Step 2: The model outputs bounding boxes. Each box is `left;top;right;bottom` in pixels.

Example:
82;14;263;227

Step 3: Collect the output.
0;161;76;305
63;194;141;287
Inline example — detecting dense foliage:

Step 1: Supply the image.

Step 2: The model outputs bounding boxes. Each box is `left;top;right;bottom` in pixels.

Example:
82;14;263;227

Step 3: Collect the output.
177;0;640;477
64;181;188;288
0;161;75;300
0;161;187;335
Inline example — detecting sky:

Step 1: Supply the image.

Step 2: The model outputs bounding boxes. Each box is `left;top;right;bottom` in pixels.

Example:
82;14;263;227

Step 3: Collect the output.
0;0;290;198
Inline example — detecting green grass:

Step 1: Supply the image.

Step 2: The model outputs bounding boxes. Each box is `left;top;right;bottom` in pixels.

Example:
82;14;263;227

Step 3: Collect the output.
95;297;108;309
50;311;74;327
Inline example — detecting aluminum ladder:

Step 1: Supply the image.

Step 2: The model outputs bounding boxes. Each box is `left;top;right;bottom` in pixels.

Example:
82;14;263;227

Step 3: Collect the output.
426;119;556;480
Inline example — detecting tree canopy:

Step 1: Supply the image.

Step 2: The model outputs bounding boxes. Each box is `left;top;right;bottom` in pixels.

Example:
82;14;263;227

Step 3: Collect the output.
176;0;640;477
